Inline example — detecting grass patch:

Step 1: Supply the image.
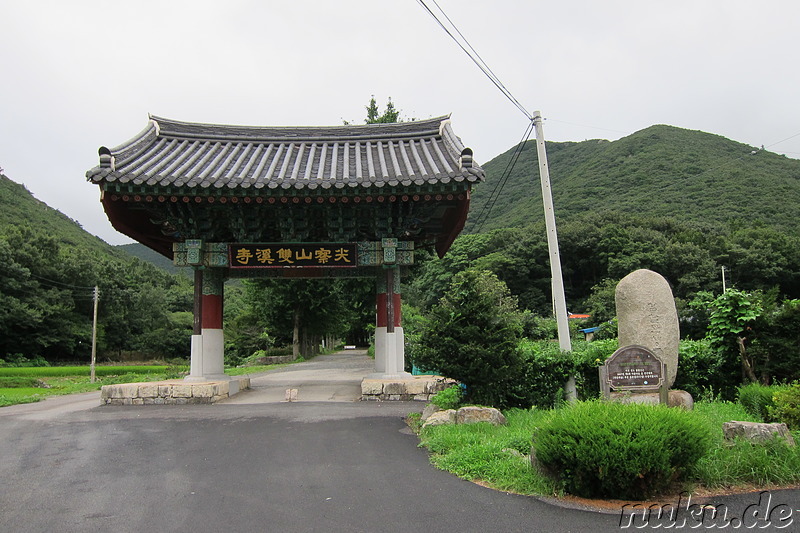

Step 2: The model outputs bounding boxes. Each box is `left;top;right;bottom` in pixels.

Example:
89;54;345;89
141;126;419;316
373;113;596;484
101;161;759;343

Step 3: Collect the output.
0;387;48;407
0;370;188;408
0;377;41;388
420;408;558;495
417;400;800;499
691;401;800;488
0;365;186;378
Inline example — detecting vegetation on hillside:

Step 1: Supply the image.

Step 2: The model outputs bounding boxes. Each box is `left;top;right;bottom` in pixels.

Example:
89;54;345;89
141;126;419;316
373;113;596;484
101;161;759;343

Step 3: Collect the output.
467;125;800;233
4;119;800;380
0;173;194;364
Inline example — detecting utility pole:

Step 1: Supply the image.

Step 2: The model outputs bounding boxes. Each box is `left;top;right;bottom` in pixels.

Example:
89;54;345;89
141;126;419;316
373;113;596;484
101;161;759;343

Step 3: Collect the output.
533;111;576;400
721;266;727;292
90;286;99;383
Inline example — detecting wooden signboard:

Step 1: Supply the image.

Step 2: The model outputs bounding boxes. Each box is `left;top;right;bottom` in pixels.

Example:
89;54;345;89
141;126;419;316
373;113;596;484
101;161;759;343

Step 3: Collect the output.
229;243;357;269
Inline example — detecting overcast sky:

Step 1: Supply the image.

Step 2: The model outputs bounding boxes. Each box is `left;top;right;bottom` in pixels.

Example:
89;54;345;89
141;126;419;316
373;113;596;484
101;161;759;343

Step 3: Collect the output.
2;1;798;245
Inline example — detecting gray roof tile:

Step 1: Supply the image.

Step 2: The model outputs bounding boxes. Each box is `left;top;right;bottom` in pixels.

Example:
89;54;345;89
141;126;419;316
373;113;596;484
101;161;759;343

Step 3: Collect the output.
87;115;484;191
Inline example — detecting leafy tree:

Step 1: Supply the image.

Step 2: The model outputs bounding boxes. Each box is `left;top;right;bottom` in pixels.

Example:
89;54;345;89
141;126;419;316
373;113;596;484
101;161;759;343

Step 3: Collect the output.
692;289;762;385
750;298;800;384
365;96;401;124
414;269;526;408
243;278;372;358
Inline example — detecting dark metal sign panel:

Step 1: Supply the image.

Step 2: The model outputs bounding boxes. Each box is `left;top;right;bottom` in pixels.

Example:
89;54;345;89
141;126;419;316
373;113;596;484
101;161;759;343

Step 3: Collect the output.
229;243;357;268
605;345;664;390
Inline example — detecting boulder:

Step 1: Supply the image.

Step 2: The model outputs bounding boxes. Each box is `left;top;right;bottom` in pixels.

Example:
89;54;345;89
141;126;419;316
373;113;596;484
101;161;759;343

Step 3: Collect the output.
421;403;440;422
722;421;796;446
455;406;507;426
421;409;457;429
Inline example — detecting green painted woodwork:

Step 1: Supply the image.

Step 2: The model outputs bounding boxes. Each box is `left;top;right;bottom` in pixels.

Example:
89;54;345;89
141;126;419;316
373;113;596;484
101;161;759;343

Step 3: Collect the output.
201;268;225;296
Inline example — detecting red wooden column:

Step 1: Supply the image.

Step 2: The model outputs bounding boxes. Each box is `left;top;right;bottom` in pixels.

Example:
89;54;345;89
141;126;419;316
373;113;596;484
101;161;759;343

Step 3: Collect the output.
374;266;407;377
187;268;204;380
187;268;226;381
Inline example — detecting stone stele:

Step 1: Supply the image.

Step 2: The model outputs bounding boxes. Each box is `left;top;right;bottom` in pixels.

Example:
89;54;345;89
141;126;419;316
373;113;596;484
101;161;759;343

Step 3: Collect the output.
616;269;680;388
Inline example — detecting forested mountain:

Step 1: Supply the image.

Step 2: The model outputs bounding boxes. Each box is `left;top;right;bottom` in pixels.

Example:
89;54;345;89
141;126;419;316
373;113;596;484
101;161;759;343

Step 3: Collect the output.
0;173;192;363
117;242;187;276
466;125;800;233
0;174;124;257
4;123;800;363
406;126;800;323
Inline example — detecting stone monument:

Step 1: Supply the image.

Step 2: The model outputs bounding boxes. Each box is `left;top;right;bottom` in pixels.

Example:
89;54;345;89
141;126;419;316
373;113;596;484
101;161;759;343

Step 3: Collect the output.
615;269;680;388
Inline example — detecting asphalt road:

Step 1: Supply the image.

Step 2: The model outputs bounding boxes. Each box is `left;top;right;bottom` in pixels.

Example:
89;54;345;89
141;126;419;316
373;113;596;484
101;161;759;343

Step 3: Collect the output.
225;350;374;403
0;353;797;532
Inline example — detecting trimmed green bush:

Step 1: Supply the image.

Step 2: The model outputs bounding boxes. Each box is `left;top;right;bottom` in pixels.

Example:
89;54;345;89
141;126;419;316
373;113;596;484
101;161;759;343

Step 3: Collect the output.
514;339;617;408
673;338;737;400
769;382;800;430
532;401;713;499
516;341;574;408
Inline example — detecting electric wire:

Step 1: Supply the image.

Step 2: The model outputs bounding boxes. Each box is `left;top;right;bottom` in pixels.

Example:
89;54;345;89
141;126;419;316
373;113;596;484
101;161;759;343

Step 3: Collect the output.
415;0;532;120
470;121;534;234
27;272;95;290
765;131;800;150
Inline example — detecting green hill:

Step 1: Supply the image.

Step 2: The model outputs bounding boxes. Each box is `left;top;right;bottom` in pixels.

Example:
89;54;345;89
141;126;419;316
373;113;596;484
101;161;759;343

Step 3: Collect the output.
467;125;800;233
117;243;186;276
0;174;123;257
0;172;192;362
0;174;186;276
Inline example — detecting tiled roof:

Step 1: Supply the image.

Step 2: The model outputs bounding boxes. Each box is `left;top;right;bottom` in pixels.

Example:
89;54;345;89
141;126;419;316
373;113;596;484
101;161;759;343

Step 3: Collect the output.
87;115;483;191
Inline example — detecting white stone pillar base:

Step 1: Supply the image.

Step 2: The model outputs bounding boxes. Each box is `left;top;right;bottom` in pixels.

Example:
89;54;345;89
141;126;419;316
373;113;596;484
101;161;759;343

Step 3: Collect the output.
374;326;387;373
370;327;410;379
185;329;227;382
186;334;204;381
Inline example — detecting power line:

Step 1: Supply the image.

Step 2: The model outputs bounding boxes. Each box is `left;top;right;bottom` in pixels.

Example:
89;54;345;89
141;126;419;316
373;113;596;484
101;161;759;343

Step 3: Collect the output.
415;0;533;120
765;131;800;150
471;121;534;234
28;272;95;290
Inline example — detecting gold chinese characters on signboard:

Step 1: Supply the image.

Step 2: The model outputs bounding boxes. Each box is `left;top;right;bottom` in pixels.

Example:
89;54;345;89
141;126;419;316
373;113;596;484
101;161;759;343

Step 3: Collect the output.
229;243;357;268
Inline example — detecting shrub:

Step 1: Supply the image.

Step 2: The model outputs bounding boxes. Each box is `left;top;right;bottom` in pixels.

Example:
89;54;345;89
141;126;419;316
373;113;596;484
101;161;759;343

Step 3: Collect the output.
514;339;617;408
0;354;50;367
430;385;463;410
674;339;738;400
769;382;800;430
737;383;787;421
415;270;525;409
570;338;618;400
516;340;574;408
752;299;800;383
532;401;713;499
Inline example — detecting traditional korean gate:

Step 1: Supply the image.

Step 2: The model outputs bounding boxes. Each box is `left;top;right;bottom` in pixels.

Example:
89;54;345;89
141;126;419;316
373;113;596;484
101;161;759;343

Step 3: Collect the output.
87;115;484;380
